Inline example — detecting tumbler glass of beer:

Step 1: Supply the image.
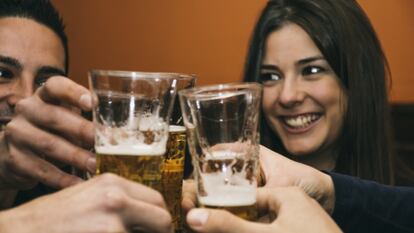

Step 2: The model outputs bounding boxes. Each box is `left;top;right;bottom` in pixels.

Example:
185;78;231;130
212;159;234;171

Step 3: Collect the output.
89;70;177;192
162;74;196;233
179;83;262;221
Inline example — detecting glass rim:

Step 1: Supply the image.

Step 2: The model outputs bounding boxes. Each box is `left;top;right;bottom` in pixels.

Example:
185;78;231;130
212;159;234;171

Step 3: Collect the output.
178;82;262;98
89;69;196;81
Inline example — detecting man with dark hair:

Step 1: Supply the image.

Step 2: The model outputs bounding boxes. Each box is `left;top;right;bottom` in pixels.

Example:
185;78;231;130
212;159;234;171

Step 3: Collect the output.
0;0;89;208
0;1;174;232
0;0;69;72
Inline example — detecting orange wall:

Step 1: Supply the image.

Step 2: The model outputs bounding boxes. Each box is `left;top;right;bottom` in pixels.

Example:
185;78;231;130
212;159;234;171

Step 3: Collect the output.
359;0;414;102
52;0;414;102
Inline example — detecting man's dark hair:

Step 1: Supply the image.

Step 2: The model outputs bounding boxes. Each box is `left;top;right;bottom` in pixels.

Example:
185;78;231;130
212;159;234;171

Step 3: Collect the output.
0;0;69;73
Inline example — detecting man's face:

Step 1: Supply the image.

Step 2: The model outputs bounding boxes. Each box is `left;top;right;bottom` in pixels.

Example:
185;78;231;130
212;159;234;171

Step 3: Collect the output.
0;17;65;125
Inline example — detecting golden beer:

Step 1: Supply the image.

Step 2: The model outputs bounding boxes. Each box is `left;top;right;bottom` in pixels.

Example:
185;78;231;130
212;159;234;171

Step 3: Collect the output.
96;153;163;192
162;125;186;232
201;204;257;221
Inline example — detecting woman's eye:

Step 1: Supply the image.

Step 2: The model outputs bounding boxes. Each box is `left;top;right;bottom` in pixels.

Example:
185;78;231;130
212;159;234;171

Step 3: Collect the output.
260;73;281;85
302;66;326;76
0;68;14;80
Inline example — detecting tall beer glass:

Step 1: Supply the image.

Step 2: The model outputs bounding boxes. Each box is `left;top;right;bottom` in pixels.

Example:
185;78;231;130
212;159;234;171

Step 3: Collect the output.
179;83;262;221
162;74;196;233
89;70;177;192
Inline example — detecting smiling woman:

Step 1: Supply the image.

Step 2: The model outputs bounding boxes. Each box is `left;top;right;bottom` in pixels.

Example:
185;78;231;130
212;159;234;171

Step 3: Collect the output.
260;23;347;171
244;0;393;184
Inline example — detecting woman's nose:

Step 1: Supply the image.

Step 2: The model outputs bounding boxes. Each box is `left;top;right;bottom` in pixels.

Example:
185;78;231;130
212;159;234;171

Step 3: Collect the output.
277;79;305;108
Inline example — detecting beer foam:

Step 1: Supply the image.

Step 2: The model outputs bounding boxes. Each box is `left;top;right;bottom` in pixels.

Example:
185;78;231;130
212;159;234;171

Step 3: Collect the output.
95;143;166;156
95;115;168;156
205;150;243;159
169;125;186;133
198;184;256;207
198;150;257;207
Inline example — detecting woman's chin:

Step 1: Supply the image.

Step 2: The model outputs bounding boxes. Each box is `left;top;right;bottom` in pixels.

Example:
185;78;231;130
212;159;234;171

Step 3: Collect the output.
285;147;317;158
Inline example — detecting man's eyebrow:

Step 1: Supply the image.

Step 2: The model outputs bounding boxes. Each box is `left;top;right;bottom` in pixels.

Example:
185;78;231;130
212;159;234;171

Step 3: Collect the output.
36;66;66;77
0;55;23;71
297;56;325;65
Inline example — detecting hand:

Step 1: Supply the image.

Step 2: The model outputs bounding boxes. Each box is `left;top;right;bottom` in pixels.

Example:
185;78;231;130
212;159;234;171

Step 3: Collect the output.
0;76;95;191
185;187;342;233
259;145;335;213
0;173;173;233
181;146;336;214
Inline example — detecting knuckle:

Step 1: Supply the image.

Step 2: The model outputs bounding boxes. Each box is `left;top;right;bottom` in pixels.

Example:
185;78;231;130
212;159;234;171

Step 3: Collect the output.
14;98;30;114
43;76;62;91
157;210;173;230
151;191;166;208
38;108;60;126
68;146;85;166
4;120;18;137
3;146;21;171
77;119;94;140
33;163;52;181
289;186;308;199
103;188;127;211
37;137;58;153
3;152;17;169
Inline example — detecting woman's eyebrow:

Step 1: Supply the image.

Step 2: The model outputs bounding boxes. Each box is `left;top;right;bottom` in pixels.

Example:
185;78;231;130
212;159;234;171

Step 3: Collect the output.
297;56;325;65
261;64;278;70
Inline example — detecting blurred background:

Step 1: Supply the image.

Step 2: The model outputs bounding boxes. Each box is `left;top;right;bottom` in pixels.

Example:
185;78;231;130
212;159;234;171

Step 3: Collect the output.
52;0;414;185
51;0;414;102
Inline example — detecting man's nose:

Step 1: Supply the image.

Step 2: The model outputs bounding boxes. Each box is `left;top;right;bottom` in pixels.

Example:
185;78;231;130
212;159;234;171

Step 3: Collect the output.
7;78;34;106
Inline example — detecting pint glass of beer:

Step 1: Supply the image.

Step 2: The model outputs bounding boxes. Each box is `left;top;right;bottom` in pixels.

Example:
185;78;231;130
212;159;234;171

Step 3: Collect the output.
89;70;177;192
179;83;262;221
162;74;196;233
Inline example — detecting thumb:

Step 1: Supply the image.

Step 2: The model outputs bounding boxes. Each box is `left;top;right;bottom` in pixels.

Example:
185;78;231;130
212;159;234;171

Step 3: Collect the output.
186;208;268;233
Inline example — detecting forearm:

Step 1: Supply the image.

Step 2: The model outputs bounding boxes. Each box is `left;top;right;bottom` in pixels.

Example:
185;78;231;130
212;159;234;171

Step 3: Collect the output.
0;206;31;233
329;172;414;232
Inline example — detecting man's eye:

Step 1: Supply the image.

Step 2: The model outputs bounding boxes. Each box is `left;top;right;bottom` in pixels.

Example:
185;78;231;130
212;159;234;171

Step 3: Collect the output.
0;68;14;80
302;66;326;76
260;73;281;85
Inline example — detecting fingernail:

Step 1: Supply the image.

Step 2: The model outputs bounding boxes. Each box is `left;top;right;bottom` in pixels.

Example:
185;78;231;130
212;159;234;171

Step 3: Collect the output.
187;209;209;227
80;94;92;110
86;157;96;173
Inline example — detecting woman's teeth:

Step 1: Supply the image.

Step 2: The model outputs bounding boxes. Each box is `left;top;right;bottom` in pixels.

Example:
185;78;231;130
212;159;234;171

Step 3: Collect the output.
283;114;320;128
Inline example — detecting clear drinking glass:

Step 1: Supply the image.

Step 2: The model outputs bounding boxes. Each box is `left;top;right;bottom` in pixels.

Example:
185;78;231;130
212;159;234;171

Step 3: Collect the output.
179;83;262;220
88;70;178;192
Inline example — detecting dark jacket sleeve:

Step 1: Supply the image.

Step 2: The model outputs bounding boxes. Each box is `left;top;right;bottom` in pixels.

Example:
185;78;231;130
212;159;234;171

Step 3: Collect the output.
329;172;414;233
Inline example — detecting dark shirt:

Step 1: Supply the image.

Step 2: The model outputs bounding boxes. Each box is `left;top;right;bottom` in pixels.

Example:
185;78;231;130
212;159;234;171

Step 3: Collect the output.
330;172;414;233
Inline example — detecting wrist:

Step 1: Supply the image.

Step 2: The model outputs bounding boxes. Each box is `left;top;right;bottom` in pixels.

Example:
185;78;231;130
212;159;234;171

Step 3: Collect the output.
320;173;335;215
